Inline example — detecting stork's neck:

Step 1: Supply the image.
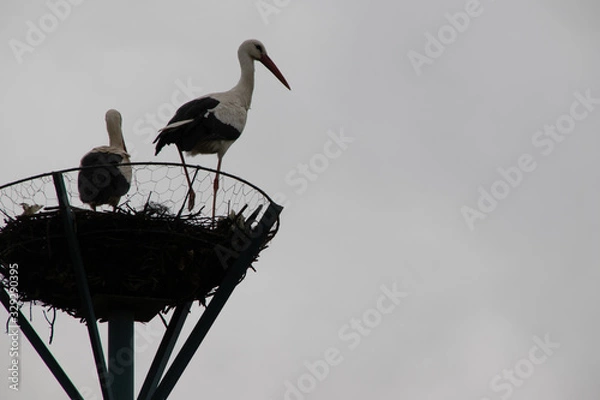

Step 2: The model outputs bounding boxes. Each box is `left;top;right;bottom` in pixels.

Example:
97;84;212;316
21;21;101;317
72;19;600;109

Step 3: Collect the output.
231;51;255;110
107;119;127;151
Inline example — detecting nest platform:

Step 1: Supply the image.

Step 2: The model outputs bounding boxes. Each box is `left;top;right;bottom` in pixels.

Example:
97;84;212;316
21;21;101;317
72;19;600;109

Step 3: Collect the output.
0;162;279;322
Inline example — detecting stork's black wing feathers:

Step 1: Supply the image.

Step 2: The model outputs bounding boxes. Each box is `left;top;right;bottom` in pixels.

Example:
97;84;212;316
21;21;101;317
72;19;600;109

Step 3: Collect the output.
153;97;241;155
170;97;220;125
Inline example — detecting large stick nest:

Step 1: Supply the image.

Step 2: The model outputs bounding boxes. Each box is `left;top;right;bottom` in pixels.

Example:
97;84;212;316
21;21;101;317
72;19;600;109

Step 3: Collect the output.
0;203;275;321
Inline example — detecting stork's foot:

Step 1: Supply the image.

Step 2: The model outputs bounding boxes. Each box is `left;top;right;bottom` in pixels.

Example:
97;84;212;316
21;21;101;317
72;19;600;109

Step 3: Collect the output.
187;189;196;211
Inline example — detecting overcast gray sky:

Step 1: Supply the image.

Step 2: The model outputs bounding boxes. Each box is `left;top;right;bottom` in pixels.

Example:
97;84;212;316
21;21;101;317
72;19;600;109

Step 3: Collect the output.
2;0;600;399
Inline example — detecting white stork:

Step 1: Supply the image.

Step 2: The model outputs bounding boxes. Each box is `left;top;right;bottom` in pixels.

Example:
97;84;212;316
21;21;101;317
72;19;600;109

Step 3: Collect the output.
78;109;132;211
153;39;290;217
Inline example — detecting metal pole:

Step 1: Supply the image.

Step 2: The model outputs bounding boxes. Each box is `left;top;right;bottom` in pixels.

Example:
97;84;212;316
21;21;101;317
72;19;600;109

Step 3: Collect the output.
109;309;135;400
52;172;114;400
137;302;192;400
150;203;282;400
0;288;83;399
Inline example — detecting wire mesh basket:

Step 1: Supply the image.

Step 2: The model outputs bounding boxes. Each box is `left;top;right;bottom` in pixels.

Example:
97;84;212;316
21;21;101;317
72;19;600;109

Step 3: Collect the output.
0;162;280;321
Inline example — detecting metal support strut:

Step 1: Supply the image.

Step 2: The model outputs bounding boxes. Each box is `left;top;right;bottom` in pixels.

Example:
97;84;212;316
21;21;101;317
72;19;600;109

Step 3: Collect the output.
0;287;83;399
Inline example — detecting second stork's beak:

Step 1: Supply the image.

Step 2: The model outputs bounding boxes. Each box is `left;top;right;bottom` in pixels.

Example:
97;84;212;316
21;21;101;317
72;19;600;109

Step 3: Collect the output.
259;54;291;90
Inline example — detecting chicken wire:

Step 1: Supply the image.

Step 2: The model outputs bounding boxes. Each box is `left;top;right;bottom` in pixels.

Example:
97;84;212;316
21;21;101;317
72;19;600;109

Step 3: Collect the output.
0;162;276;229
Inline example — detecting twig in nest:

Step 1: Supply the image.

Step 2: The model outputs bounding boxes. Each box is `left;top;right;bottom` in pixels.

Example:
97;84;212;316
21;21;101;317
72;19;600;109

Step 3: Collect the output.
0;208;14;222
43;307;56;344
245;204;263;227
158;312;168;329
142;193;153;214
124;201;137;214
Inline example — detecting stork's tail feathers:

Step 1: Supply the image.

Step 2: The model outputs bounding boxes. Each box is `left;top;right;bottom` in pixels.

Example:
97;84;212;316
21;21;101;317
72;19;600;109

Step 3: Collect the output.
153;132;167;155
153;119;194;155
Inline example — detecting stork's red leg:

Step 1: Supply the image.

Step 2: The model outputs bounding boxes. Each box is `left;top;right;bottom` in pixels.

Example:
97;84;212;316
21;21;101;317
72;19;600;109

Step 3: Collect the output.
178;149;196;211
212;156;222;220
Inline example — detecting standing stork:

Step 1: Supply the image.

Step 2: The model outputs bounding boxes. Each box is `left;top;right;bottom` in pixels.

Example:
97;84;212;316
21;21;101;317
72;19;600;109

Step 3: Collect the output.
78;109;132;211
153;39;290;217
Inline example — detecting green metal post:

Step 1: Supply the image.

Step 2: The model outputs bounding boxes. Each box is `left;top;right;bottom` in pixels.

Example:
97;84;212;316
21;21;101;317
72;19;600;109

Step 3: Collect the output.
109;309;135;400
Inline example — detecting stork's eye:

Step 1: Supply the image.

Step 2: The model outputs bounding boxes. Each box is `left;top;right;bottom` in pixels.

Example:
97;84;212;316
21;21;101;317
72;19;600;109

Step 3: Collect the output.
255;44;263;52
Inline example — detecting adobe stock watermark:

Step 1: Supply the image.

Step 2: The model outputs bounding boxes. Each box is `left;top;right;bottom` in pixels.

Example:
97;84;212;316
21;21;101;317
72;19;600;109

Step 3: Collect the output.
479;333;560;400
8;0;85;64
282;282;408;400
255;0;292;25
272;128;354;209
407;0;489;76
6;263;20;392
461;89;600;231
280;262;438;400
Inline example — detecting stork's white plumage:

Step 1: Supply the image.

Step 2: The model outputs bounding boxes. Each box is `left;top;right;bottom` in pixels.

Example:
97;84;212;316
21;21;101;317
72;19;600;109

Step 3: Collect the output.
153;39;290;216
78;109;132;211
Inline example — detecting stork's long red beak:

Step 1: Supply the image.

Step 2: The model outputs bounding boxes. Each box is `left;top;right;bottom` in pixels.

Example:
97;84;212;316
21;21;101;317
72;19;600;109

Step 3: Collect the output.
260;54;291;90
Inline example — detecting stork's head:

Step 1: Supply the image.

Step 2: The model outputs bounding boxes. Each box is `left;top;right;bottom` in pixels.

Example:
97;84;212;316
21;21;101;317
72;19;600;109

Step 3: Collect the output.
239;39;291;90
105;109;127;152
105;109;122;127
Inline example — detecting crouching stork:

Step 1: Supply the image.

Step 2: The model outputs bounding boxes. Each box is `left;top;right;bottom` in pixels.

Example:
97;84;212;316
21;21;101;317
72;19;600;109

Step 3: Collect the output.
153;39;290;218
78;109;132;211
